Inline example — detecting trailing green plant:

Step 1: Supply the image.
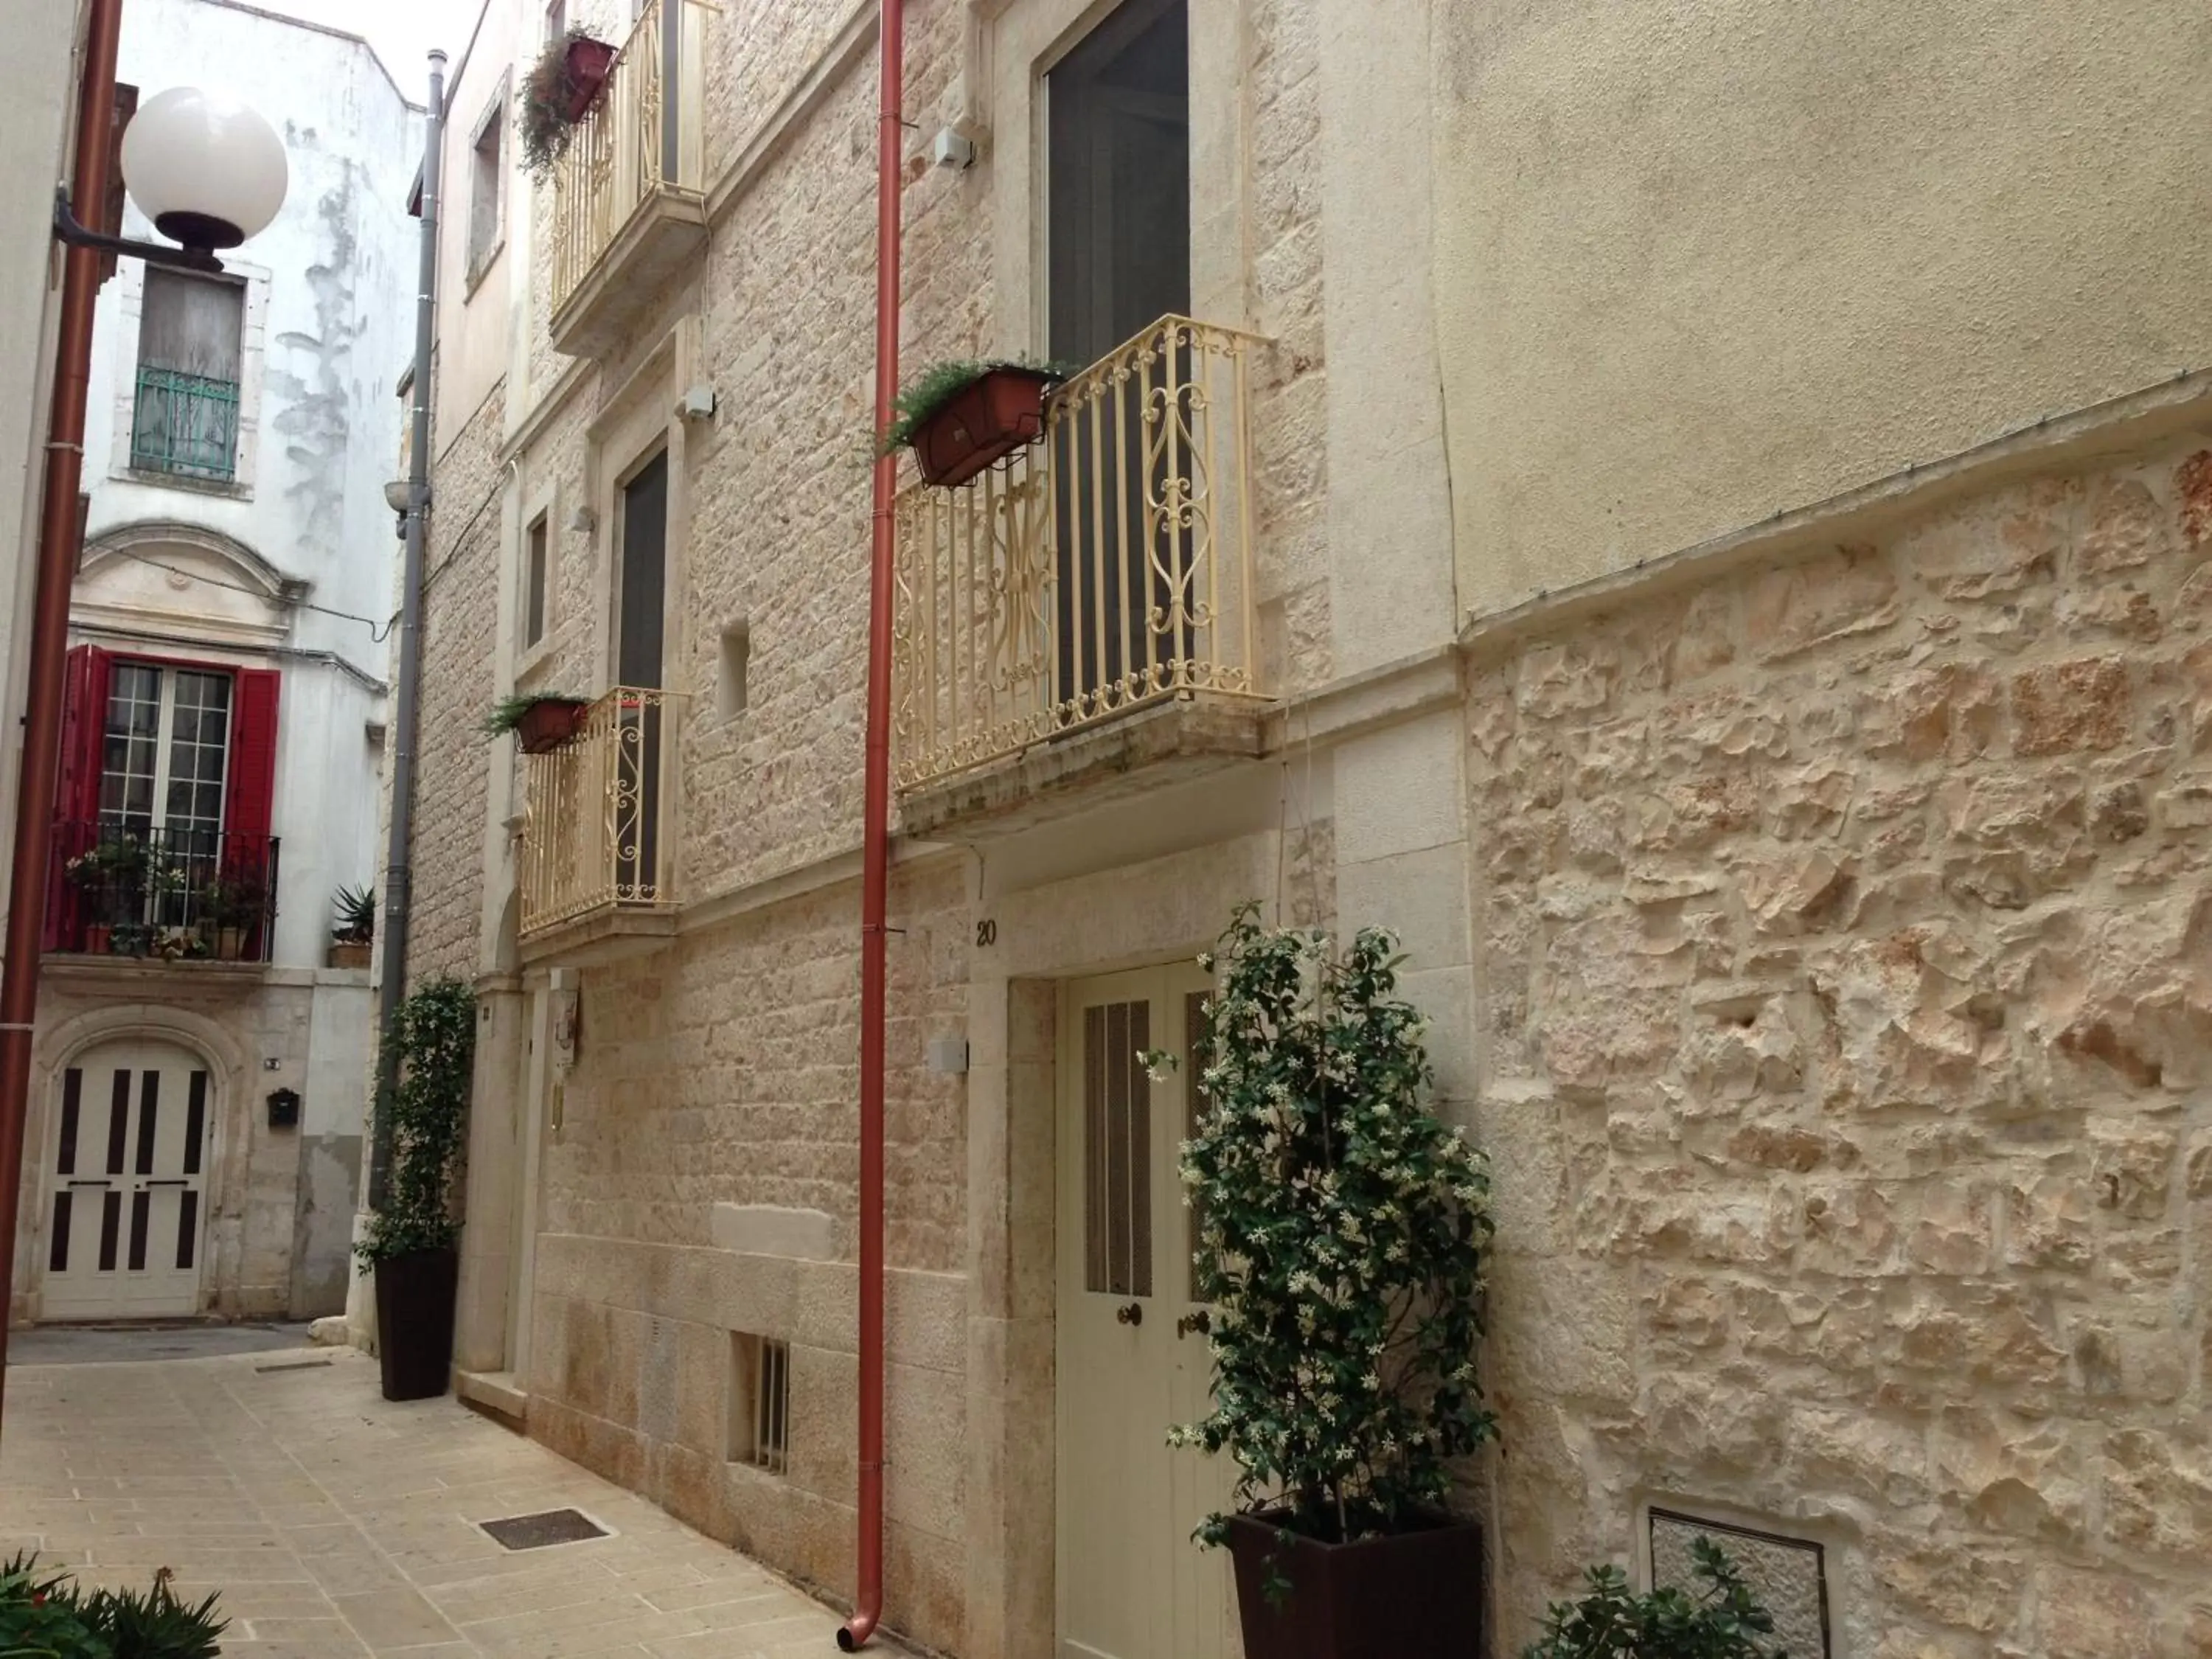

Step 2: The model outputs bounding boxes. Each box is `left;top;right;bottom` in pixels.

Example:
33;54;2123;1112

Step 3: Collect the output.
1;1554;226;1659
874;356;1074;456
355;977;476;1267
1163;903;1498;1553
480;691;585;739
517;27;608;175
333;883;376;944
1524;1536;1786;1659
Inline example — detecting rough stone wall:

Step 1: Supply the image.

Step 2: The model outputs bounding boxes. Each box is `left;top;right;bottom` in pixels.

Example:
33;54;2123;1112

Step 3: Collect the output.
1247;0;1332;695
410;382;506;983
1467;433;2212;1656
528;855;972;1648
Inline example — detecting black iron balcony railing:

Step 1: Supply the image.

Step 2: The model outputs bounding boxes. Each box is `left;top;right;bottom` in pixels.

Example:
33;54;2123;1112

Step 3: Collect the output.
131;366;240;481
47;820;279;964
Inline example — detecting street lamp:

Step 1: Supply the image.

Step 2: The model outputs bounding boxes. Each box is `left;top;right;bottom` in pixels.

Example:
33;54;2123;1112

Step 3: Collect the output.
54;83;288;271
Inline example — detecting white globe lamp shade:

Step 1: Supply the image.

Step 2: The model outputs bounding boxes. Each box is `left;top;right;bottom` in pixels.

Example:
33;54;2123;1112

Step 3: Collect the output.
119;87;288;252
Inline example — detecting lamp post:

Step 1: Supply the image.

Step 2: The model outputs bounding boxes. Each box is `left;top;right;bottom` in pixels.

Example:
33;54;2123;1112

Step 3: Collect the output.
0;0;287;1434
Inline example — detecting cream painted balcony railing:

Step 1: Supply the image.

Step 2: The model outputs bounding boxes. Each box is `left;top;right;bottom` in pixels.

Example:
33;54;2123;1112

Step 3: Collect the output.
891;316;1269;790
518;686;685;936
548;0;706;317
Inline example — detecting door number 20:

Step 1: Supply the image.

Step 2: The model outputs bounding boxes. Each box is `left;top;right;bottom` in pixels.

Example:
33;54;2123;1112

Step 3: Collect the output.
975;919;998;947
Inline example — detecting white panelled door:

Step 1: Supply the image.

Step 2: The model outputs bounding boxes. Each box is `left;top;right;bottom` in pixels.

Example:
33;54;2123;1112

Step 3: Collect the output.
42;1040;212;1319
1056;966;1236;1659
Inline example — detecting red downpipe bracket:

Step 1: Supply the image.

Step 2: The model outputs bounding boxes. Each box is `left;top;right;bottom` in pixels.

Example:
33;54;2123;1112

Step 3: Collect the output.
0;0;124;1435
841;0;902;1647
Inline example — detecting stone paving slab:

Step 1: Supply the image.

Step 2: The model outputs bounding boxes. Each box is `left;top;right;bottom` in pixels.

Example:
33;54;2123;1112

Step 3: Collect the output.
0;1346;911;1658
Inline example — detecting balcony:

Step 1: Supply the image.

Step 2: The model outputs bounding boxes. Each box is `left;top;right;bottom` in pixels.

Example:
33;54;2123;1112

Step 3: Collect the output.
46;820;279;966
546;0;708;358
517;686;685;961
891;316;1271;835
131;367;240;481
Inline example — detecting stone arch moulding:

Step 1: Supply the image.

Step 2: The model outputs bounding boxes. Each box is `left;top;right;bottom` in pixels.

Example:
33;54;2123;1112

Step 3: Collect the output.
76;519;308;650
26;1004;255;1309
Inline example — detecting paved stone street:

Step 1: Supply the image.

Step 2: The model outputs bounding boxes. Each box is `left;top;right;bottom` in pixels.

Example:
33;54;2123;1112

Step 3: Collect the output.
0;1344;907;1658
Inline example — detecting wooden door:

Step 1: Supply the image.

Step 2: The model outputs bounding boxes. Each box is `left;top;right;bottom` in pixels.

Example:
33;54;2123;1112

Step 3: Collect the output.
1056;964;1234;1659
43;1040;212;1319
616;450;668;897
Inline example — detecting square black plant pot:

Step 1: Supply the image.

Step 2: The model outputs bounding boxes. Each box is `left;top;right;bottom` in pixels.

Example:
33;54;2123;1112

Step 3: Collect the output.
373;1245;458;1402
1225;1511;1484;1659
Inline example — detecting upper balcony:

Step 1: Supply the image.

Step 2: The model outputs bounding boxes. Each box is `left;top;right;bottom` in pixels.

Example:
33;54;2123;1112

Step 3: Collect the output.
45;819;279;970
546;0;709;358
517;686;685;962
891;316;1273;835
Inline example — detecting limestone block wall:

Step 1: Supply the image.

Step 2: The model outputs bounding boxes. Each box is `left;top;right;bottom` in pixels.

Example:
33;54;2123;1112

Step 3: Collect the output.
524;855;972;1649
1466;433;2212;1655
410;382;507;984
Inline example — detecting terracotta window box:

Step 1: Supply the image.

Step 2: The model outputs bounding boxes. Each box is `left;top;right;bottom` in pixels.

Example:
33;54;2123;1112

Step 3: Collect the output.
911;367;1057;489
517;698;591;754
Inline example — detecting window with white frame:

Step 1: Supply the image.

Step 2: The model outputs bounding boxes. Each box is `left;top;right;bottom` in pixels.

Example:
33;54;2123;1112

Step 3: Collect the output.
467;94;507;284
522;512;549;650
100;662;232;837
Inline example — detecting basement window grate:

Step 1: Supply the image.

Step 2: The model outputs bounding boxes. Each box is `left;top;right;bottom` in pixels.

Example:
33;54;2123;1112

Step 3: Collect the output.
478;1508;609;1551
1648;1509;1831;1658
728;1332;790;1475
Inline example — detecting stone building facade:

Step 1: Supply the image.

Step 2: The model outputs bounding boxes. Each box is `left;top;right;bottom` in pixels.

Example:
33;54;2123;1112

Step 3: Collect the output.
400;0;2212;1654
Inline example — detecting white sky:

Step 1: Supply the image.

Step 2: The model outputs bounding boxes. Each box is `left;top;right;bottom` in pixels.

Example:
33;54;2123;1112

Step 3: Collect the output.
249;0;470;97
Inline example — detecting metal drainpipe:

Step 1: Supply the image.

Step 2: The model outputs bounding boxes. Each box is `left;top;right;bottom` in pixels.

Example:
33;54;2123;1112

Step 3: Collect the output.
839;0;902;1646
0;0;125;1436
369;50;445;1210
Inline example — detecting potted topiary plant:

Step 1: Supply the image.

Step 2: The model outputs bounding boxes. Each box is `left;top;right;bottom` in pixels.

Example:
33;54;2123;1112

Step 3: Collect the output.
878;358;1071;487
1164;904;1498;1659
1526;1537;1787;1658
484;691;591;754
355;976;476;1401
330;882;375;969
518;26;616;176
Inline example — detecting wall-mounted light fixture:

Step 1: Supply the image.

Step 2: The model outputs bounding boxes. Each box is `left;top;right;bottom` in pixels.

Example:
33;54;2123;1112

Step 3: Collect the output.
54;84;288;274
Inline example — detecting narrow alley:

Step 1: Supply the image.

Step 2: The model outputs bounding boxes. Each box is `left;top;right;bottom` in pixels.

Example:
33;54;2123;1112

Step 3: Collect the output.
0;1343;900;1658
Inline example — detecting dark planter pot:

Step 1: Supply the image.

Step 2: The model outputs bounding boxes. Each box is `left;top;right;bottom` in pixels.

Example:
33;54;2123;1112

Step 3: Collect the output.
562;38;616;120
373;1246;459;1402
515;698;590;754
911;367;1058;488
1226;1512;1484;1659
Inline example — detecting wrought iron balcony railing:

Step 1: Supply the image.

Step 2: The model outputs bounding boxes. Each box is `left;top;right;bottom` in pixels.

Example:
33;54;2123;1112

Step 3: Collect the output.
518;686;685;938
547;0;706;329
131;366;240;481
891;316;1270;790
47;820;279;963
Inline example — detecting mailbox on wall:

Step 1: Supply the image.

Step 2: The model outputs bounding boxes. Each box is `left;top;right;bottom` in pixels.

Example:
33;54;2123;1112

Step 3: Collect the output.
266;1087;300;1130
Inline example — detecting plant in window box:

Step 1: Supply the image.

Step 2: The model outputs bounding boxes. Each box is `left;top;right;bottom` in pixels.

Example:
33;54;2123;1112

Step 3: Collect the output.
330;882;375;970
1155;903;1498;1659
355;977;476;1401
877;357;1074;488
517;26;616;177
199;872;266;961
482;690;591;754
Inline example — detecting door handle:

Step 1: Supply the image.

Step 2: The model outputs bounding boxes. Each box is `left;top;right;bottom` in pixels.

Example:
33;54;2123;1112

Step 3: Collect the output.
65;1179;112;1188
1175;1309;1211;1339
1114;1301;1143;1327
142;1179;187;1187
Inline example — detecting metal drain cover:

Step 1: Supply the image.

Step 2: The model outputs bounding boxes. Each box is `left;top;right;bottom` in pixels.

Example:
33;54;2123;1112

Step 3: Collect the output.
479;1508;609;1551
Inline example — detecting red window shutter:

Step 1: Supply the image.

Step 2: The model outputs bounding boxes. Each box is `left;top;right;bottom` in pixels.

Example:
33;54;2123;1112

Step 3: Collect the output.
57;644;112;826
223;668;281;846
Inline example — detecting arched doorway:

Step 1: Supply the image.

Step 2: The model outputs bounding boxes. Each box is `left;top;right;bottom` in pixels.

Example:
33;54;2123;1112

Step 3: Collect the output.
41;1036;214;1319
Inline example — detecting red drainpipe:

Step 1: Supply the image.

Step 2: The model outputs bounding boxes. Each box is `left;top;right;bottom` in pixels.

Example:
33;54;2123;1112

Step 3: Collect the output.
0;0;124;1434
840;0;902;1647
